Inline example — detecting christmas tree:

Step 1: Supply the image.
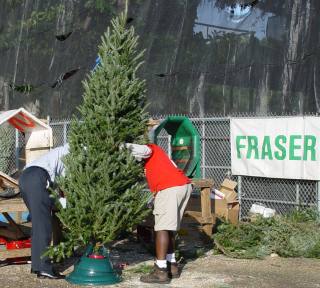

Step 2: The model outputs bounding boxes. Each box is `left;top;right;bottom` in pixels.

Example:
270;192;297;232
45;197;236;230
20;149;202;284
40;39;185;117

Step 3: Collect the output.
48;13;150;260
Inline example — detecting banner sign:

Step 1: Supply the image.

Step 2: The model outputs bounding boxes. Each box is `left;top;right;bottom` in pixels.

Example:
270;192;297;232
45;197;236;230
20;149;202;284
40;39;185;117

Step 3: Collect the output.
231;117;320;180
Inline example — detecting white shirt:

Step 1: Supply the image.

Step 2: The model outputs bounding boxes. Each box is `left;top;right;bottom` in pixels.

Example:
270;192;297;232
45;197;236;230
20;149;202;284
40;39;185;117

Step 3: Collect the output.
25;144;69;182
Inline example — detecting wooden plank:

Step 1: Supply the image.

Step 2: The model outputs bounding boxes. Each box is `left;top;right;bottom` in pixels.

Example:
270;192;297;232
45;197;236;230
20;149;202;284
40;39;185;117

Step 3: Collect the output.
147;119;161;127
15;212;22;224
192;178;214;188
200;186;213;236
0;248;31;260
0;171;19;190
184;210;215;225
0;198;28;213
0;227;19;239
183;179;215;237
0;220;30;240
2;213;27;239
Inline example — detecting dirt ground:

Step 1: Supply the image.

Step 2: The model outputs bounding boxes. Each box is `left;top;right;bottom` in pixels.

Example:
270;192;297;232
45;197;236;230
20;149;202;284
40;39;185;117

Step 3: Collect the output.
1;236;320;288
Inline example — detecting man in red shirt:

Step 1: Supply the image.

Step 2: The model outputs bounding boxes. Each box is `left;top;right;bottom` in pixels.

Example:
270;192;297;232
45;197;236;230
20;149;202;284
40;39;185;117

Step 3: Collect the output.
125;143;192;284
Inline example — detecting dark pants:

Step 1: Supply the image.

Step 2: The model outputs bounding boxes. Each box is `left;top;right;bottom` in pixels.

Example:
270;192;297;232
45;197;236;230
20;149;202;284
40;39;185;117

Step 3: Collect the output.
19;166;53;273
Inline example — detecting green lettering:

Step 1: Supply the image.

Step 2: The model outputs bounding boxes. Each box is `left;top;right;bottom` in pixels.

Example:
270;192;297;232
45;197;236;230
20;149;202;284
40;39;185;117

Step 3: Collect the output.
236;136;247;159
289;135;302;160
261;136;273;160
303;135;316;161
247;136;259;159
274;135;287;160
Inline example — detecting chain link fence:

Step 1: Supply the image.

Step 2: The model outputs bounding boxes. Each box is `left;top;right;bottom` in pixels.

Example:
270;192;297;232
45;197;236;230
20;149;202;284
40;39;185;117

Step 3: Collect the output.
0;125;16;175
0;125;25;176
1;114;318;219
152;115;319;219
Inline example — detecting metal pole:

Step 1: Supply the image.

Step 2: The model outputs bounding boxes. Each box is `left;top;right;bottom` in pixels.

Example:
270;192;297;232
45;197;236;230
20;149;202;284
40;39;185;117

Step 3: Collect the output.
15;129;19;170
3;81;9;110
125;0;128;16
317;181;320;213
168;135;172;159
201;119;206;178
237;176;242;220
295;181;300;209
63;122;67;145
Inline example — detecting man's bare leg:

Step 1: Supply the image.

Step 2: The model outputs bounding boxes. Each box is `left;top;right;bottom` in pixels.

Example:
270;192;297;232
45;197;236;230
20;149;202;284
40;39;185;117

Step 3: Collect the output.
155;230;169;260
140;230;170;283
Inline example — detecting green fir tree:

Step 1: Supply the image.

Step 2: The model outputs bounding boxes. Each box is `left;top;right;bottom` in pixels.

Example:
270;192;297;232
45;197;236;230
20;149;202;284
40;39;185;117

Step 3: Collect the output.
48;13;150;260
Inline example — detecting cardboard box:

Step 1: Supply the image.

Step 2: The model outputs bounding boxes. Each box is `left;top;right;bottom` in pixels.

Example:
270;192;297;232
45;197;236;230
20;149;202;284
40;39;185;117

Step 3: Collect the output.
212;179;239;225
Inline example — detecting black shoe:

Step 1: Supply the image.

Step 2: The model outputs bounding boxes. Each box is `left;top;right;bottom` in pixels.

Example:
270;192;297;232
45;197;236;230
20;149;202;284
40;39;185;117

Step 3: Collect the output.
37;271;65;279
140;264;170;284
31;268;39;274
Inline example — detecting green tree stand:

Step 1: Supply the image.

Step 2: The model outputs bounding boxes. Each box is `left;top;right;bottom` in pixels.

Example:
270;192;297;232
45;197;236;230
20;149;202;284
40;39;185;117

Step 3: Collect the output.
66;244;120;286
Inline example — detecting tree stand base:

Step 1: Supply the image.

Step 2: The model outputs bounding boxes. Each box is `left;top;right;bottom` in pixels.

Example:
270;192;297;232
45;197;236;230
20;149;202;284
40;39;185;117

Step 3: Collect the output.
66;245;120;286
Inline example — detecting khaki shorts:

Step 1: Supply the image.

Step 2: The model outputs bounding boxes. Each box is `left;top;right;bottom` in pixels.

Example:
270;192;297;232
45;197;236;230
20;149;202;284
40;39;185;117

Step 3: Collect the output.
153;184;192;231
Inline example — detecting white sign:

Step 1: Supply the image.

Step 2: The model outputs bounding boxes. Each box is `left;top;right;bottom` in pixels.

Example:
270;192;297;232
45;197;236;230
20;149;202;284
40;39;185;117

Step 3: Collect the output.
231;117;320;180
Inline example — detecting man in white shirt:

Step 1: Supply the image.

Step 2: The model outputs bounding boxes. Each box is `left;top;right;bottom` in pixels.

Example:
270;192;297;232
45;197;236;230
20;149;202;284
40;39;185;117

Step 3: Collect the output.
19;144;69;280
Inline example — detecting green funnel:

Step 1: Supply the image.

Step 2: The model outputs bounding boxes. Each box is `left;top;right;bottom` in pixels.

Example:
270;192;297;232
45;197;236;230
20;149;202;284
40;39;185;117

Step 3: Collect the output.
66;244;121;286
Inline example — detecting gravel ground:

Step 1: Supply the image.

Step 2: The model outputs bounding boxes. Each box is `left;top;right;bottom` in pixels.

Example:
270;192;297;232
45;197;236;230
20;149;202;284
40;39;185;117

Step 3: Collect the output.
1;237;320;288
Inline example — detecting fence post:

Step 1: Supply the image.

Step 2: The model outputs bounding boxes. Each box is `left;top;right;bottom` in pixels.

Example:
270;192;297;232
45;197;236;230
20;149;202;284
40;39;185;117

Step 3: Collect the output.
237;175;242;220
295;181;300;209
317;181;320;213
63;122;67;145
201;119;206;178
15;129;19;170
14;128;22;224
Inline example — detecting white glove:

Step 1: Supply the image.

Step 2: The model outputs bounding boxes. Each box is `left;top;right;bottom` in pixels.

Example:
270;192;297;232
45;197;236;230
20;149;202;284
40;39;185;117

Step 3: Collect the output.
59;197;67;209
123;143;152;161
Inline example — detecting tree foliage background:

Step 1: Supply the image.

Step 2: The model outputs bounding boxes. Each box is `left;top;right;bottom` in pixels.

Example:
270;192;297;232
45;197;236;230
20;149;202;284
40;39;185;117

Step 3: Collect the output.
1;0;320;117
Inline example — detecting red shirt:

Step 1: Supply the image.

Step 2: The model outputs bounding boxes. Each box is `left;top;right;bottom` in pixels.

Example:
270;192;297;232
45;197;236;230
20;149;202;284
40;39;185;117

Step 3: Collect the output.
144;144;190;193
